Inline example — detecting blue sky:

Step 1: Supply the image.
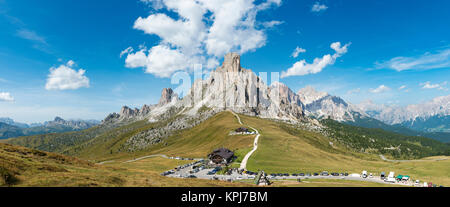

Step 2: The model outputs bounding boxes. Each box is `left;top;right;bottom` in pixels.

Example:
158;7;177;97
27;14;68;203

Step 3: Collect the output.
0;0;449;123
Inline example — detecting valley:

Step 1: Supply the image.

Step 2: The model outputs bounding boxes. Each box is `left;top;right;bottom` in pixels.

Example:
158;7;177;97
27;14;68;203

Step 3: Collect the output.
2;110;449;187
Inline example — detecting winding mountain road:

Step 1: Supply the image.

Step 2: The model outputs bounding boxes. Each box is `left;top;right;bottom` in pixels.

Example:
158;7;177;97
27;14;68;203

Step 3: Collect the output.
228;110;261;171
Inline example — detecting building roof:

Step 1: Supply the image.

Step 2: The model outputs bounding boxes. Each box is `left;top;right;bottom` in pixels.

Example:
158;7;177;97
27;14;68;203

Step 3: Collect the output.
209;148;234;160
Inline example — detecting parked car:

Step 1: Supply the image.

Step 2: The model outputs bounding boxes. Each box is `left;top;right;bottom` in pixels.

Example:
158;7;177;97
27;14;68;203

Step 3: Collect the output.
292;173;298;176
313;173;319;176
362;170;368;178
187;175;197;178
320;171;329;176
299;173;305;176
344;173;349;176
306;173;312;176
380;172;386;180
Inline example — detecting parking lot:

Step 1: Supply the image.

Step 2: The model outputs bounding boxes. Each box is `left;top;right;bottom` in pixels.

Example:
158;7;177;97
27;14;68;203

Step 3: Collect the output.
161;160;438;186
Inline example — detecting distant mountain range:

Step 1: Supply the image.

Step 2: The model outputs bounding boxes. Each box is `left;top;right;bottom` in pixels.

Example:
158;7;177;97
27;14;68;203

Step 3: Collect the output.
293;87;450;143
0;117;100;139
99;53;448;143
5;53;449;161
357;96;450;133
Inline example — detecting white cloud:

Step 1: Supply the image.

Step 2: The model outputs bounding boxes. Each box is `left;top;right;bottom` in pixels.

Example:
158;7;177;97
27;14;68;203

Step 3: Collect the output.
66;60;75;67
291;46;306;58
347;88;360;95
262;20;284;28
369;85;391;93
376;49;450;71
125;45;193;78
420;81;448;90
311;2;328;12
0;92;14;102
281;42;350;78
398;85;406;90
45;61;90;90
16;29;46;44
120;47;134;58
123;0;282;78
140;0;164;9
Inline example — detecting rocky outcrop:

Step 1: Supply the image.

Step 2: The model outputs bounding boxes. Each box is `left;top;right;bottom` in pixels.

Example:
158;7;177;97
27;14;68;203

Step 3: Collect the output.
297;86;329;105
158;88;177;106
297;86;366;122
119;106;139;119
179;53;306;121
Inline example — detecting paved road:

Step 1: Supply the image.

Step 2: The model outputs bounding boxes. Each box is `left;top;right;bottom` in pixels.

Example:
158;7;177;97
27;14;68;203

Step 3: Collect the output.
124;154;169;163
379;154;448;162
167;162;414;186
228;110;260;171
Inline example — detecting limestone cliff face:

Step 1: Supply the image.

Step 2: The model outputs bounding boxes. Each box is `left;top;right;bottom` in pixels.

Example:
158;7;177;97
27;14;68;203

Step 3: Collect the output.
179;53;305;121
158;88;177;106
107;53;306;123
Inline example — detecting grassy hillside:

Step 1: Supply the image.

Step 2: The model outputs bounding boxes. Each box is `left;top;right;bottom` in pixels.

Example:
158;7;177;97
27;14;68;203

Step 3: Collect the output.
94;112;255;162
347;115;450;143
238;115;450;186
4;111;449;186
324;119;450;158
0;143;250;187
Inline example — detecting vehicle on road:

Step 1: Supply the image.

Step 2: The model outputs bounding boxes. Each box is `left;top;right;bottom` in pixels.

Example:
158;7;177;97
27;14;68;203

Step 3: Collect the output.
385;172;396;183
320;171;329;176
380;172;386;180
313;173;319;176
415;180;420;186
299;173;305;176
362;171;368;178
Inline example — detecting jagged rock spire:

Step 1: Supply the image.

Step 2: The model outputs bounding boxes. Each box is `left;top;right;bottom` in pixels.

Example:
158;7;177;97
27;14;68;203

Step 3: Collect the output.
158;88;176;106
219;53;241;73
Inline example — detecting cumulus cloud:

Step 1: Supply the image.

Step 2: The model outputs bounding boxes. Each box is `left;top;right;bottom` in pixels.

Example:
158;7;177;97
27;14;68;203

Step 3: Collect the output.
0;92;14;102
125;45;194;78
376;49;450;71
291;46;306;58
140;0;164;9
123;0;282;78
420;81;448;90
369;85;391;93
311;2;328;12
281;42;350;78
45;60;90;90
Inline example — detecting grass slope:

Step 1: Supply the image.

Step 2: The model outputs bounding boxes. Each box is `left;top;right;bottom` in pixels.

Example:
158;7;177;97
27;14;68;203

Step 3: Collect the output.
0;143;250;187
139;112;254;159
238;115;450;186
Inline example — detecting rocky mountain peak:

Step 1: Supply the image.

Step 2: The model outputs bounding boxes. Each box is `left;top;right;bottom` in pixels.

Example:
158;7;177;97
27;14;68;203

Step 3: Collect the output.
120;106;139;119
297;86;329;105
219;52;242;73
159;88;176;106
54;116;65;123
